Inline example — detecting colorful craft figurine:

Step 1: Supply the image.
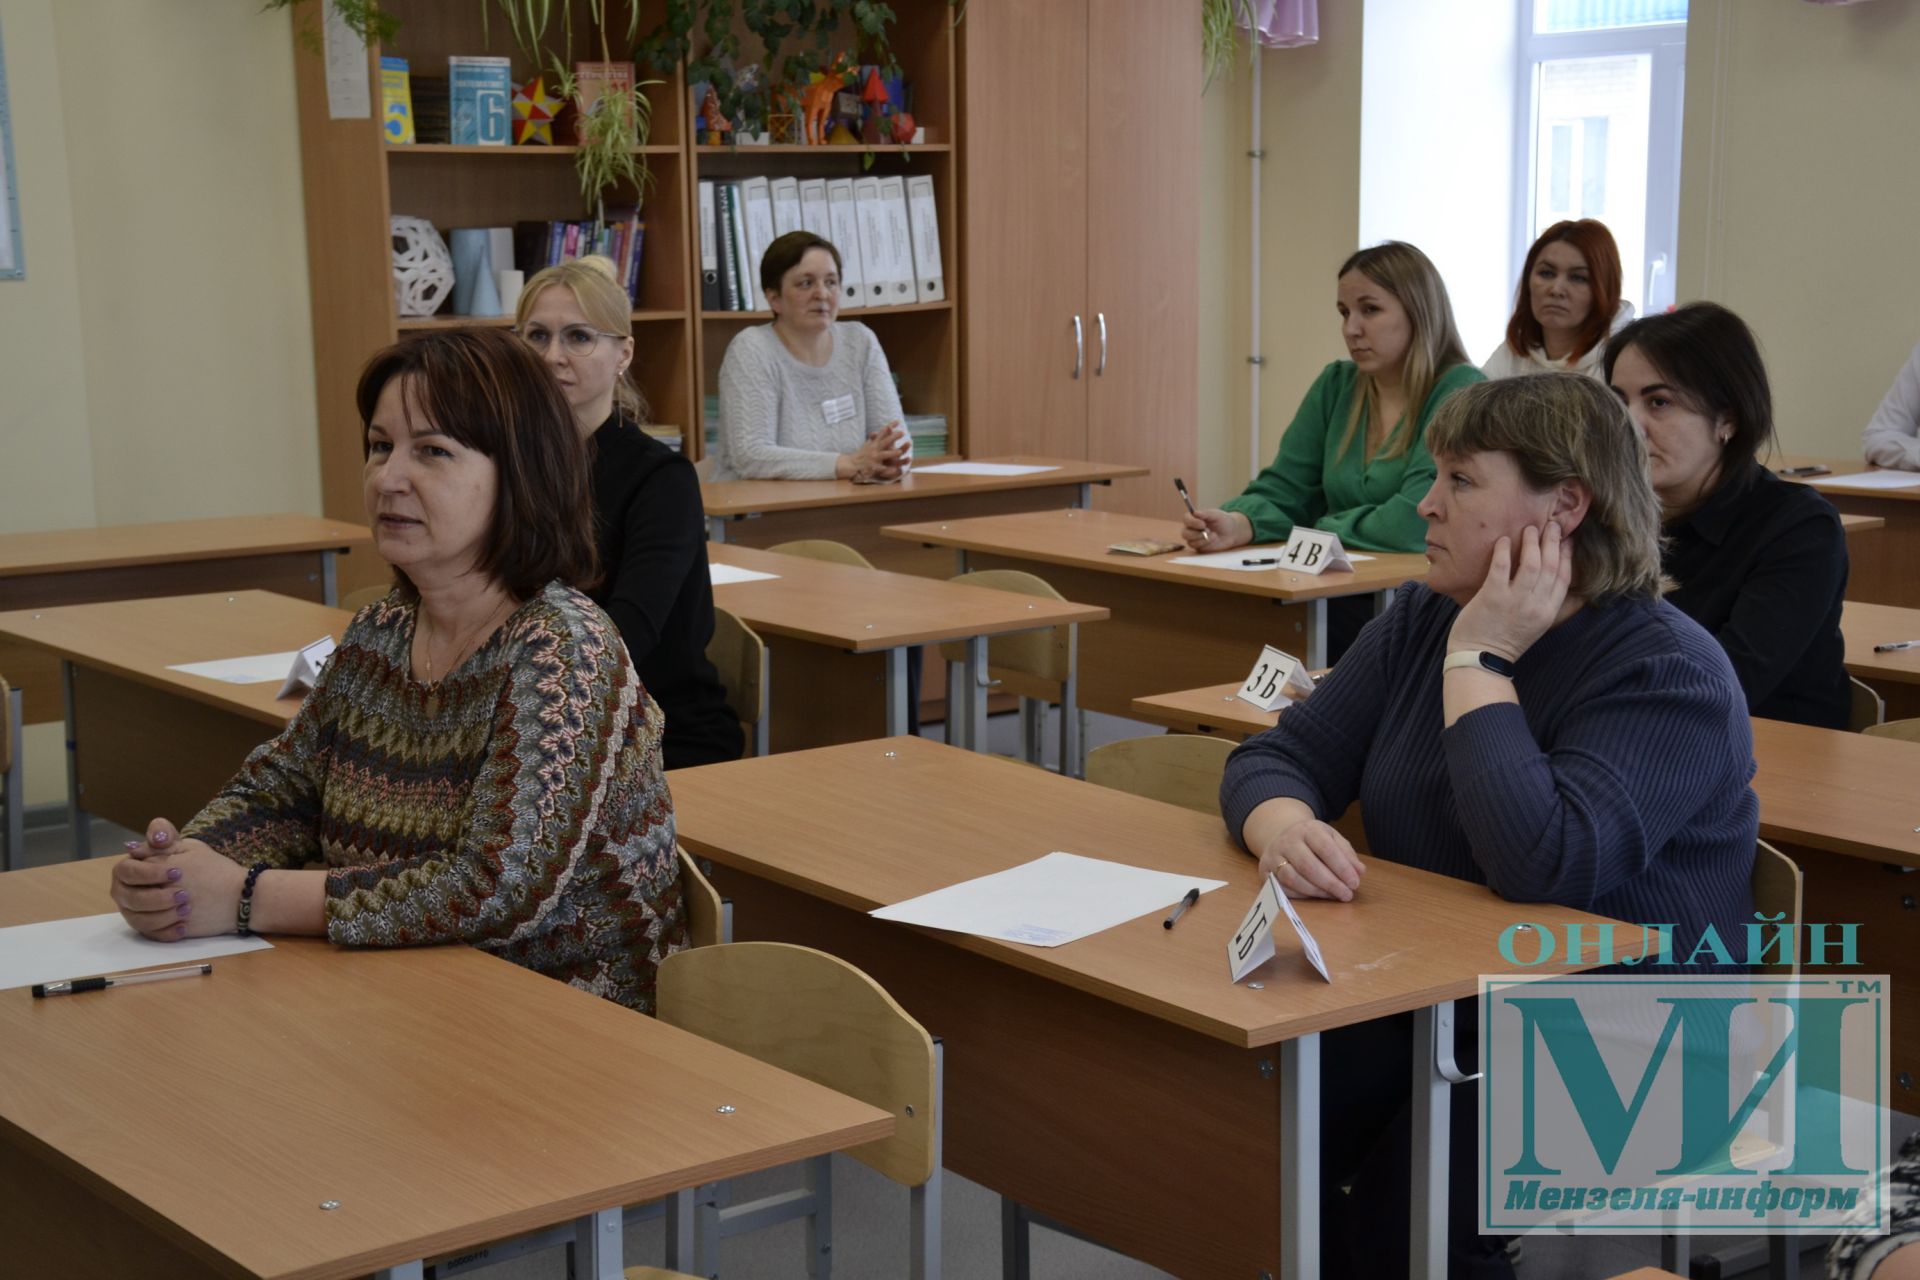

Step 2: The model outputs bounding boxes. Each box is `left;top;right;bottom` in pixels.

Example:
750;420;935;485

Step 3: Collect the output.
889;110;917;145
700;83;733;145
800;66;847;146
512;76;561;145
859;67;889;144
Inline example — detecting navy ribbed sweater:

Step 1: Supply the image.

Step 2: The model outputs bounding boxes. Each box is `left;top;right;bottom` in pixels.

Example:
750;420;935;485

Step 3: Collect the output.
1221;582;1759;961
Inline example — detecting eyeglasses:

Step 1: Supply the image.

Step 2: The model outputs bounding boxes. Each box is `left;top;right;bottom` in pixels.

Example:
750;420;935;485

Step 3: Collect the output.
513;323;625;357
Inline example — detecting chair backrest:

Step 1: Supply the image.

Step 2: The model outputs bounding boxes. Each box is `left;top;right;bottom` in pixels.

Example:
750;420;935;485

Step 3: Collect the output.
676;845;725;949
657;942;937;1188
1848;676;1885;731
766;539;876;569
1751;840;1802;977
340;584;390;613
937;568;1071;687
704;607;765;746
1863;716;1920;743
1085;734;1237;815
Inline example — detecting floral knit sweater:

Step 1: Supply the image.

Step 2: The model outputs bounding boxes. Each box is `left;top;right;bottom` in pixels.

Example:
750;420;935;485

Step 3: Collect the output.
184;581;687;1013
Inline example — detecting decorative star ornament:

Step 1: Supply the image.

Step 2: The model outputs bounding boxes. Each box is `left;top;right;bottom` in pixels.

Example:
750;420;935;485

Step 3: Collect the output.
513;77;562;145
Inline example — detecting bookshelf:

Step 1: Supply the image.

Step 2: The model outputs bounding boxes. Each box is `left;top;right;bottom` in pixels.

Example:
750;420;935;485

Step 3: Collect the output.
289;1;962;590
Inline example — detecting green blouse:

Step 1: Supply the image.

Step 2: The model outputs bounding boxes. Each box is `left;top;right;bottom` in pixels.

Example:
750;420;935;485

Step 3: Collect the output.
1221;360;1484;552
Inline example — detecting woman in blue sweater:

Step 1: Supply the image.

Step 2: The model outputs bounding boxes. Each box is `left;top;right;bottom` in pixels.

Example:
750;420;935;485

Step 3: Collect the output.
1221;373;1758;1279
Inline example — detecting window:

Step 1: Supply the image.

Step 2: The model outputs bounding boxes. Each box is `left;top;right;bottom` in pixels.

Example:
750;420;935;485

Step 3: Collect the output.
1514;0;1686;319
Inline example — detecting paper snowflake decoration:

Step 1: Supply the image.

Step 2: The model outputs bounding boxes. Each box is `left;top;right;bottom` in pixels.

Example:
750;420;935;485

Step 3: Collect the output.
390;216;454;317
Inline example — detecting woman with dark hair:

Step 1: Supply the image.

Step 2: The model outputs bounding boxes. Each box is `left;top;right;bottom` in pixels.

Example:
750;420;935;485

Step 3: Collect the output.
1606;302;1851;728
1483;219;1630;380
714;230;910;481
516;255;742;769
1222;372;1758;1278
107;328;687;1013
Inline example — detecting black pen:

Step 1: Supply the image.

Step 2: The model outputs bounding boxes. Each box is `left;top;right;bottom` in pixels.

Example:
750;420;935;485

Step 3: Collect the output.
1242;557;1279;567
32;962;212;998
1163;887;1201;929
1875;640;1920;653
1174;477;1209;545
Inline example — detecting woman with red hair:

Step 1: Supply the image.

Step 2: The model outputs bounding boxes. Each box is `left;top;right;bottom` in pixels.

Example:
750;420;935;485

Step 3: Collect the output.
1483;219;1631;380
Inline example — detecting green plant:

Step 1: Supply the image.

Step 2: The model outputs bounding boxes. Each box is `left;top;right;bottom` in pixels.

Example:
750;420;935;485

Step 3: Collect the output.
264;0;401;51
1202;0;1245;91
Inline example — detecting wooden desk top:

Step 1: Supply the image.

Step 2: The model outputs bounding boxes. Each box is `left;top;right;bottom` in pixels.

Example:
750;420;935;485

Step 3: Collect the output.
1751;717;1920;868
669;736;1615;1050
0;591;352;728
1775;455;1920;505
0;514;372;578
1132;682;1279;738
1844;601;1920;687
0;859;891;1280
709;543;1108;650
882;508;1432;603
701;456;1147;517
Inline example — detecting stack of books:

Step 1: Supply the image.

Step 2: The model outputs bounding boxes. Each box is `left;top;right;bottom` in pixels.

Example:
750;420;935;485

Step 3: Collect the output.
511;209;647;304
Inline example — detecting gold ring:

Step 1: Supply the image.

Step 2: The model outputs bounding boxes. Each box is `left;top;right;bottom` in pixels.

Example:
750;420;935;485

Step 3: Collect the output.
1274;858;1290;872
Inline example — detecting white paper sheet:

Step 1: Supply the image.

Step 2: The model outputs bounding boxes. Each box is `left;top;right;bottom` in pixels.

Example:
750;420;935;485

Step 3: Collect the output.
869;851;1228;947
0;913;273;993
166;651;302;685
911;462;1060;477
709;564;781;586
1811;471;1920;491
1172;546;1376;572
322;1;372;119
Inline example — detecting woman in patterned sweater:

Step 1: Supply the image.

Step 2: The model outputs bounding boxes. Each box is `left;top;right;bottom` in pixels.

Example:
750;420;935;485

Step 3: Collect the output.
108;328;687;1013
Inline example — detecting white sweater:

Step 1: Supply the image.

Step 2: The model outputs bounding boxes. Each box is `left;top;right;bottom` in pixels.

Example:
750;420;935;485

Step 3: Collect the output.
713;322;906;480
1863;341;1920;471
1480;299;1637;382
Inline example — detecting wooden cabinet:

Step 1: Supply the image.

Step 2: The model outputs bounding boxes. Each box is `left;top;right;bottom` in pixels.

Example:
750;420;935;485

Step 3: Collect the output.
960;0;1199;516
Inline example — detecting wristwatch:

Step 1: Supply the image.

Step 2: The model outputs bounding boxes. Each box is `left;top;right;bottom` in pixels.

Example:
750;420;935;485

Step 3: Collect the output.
1443;649;1517;678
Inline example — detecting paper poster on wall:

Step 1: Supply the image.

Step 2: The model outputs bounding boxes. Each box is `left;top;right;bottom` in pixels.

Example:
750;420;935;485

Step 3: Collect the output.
0;15;23;279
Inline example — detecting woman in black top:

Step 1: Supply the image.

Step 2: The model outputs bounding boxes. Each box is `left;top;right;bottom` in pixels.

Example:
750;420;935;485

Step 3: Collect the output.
514;256;744;767
1605;302;1851;728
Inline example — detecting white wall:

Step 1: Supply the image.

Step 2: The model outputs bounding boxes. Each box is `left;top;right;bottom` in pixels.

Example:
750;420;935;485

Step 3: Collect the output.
1359;0;1517;363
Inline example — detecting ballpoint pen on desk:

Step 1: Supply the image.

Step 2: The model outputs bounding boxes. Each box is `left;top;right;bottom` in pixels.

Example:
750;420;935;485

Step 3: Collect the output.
1875;640;1920;653
1173;477;1209;544
1163;887;1201;930
32;962;213;998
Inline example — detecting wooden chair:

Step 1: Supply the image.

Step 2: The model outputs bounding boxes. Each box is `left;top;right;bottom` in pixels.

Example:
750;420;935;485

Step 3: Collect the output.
1085;734;1236;816
677;845;728;949
627;942;942;1280
766;538;877;569
339;584;389;613
1;675;21;871
1849;676;1885;731
1864;716;1920;743
938;568;1085;777
705;607;769;758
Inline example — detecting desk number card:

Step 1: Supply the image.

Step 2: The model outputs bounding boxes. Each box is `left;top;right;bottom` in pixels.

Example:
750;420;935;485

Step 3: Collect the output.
276;636;337;700
1279;527;1353;576
1236;645;1315;712
1228;873;1332;984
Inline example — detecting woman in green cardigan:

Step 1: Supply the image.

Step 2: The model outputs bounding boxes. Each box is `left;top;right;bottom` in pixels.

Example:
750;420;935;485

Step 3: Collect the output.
1183;241;1482;556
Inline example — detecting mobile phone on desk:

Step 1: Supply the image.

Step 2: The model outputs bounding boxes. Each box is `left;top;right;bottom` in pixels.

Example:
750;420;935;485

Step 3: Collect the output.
1778;465;1831;478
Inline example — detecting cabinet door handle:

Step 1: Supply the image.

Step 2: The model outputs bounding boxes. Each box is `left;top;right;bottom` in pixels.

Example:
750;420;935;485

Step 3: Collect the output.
1071;315;1084;380
1096;312;1108;376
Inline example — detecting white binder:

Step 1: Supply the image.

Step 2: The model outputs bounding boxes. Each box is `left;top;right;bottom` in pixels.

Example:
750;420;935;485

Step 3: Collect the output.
798;178;832;241
695;181;720;309
874;176;918;305
904;174;945;304
769;176;803;238
726;182;756;310
852;176;894;307
826;178;867;307
739;177;777;311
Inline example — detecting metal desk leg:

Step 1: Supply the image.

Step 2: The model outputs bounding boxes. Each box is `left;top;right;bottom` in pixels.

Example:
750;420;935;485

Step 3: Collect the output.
1304;600;1328;670
955;549;970;575
570;1206;625;1279
666;1189;698;1273
4;686;23;872
708;515;728;543
1373;589;1393;616
885;647;912;737
62;661;91;859
372;1262;424;1279
1280;1033;1321;1280
965;635;989;752
320;550;339;606
1074;482;1091;509
1411;1002;1480;1278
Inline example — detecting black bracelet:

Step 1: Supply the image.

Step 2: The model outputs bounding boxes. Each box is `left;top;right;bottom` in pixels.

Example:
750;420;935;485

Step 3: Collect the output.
237;862;270;937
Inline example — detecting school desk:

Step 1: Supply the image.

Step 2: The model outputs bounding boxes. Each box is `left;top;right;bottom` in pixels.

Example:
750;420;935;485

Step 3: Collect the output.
0;515;369;727
0;592;351;856
1777;455;1920;608
879;508;1430;712
0;857;890;1279
1842;600;1920;721
707;543;1107;754
668;735;1618;1280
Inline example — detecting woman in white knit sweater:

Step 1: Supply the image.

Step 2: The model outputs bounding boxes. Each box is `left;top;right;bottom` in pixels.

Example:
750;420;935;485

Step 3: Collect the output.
1862;342;1920;471
714;231;910;482
1482;219;1632;380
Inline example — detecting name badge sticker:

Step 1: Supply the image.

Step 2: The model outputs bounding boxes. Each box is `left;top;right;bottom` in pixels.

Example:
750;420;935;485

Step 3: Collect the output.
821;394;858;425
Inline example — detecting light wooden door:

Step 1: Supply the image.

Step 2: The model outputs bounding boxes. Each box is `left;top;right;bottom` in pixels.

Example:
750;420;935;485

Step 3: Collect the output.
1086;0;1201;516
961;0;1091;460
